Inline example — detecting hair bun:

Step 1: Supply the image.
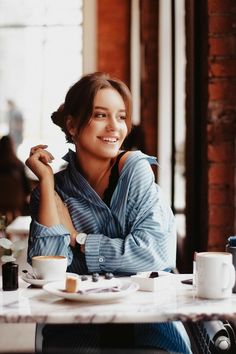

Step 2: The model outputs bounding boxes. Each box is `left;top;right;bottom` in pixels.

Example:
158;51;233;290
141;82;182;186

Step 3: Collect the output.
51;104;65;128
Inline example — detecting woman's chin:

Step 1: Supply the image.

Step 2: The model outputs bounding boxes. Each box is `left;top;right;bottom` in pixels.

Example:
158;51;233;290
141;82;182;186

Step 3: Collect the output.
98;144;121;157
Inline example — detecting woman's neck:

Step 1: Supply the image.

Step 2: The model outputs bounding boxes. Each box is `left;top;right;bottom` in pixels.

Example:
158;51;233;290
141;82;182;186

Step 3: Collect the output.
75;151;115;195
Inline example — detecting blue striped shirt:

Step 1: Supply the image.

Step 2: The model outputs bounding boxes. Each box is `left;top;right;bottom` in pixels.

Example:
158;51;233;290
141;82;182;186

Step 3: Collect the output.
27;149;192;354
28;149;176;274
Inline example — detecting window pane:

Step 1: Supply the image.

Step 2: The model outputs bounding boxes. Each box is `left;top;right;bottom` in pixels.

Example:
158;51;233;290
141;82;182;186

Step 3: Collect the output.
0;0;82;26
0;0;83;174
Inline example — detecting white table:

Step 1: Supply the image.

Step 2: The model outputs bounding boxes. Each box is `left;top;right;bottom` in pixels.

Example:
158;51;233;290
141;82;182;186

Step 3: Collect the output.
6;216;31;236
1;275;236;324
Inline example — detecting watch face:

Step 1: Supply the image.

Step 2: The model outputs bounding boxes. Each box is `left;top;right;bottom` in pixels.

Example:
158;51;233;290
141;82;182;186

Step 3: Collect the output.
76;233;87;245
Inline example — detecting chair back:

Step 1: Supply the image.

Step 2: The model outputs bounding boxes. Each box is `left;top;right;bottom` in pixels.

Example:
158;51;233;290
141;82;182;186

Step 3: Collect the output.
0;173;25;223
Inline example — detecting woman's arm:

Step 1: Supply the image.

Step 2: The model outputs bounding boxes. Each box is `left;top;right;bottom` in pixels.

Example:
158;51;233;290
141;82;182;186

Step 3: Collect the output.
25;145;60;226
27;187;73;265
25;145;77;243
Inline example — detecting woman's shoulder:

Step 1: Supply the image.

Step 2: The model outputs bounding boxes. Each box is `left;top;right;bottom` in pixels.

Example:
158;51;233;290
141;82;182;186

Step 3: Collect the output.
118;151;132;173
118;150;158;174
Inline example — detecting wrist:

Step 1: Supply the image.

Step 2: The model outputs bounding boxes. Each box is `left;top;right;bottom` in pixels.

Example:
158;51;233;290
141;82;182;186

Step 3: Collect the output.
70;231;77;247
40;174;54;185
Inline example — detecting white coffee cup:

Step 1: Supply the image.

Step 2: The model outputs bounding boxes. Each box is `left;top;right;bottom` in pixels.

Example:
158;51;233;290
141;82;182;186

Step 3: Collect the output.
196;252;235;299
32;256;67;281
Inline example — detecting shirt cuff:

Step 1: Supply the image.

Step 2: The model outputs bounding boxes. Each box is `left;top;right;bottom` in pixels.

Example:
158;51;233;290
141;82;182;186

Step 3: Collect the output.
85;234;105;272
28;220;72;265
30;220;70;239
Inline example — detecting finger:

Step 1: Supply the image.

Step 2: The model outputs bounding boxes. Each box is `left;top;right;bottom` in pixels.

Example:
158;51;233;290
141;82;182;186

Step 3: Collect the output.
39;155;53;164
30;148;54;161
30;144;48;151
30;145;48;156
30;145;47;156
30;148;54;163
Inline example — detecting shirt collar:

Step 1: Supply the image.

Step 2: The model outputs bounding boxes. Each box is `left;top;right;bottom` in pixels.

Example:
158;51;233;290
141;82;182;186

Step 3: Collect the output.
61;149;109;209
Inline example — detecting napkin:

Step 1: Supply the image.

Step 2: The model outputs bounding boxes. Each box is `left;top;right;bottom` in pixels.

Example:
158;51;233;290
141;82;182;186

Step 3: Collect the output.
228;236;236;247
77;285;121;295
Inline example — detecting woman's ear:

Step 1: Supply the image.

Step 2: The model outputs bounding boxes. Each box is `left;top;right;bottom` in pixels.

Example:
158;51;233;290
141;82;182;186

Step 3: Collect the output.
66;115;77;138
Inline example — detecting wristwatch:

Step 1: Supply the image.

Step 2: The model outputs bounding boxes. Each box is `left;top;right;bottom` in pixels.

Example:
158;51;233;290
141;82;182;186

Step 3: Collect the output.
75;232;87;245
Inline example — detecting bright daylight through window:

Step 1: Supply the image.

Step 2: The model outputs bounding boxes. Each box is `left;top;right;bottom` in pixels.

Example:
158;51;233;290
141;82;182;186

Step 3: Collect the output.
0;0;83;176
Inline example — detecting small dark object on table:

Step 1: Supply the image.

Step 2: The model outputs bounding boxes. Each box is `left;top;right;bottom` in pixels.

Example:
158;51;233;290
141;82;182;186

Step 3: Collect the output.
181;278;193;285
92;273;99;282
149;272;159;278
105;272;114;279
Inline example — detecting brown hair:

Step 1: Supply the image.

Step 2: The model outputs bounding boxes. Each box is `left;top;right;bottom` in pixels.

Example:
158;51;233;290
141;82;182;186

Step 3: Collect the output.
51;72;132;143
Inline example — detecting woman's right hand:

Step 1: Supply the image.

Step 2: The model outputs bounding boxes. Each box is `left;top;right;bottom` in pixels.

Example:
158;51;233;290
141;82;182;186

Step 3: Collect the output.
25;145;55;181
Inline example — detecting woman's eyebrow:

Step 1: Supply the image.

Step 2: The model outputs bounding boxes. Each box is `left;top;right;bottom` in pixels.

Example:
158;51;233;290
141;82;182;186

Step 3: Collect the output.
94;106;126;112
94;106;108;110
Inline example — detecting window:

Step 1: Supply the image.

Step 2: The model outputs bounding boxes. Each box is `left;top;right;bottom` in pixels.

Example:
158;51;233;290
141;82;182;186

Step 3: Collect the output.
158;0;187;265
0;0;84;174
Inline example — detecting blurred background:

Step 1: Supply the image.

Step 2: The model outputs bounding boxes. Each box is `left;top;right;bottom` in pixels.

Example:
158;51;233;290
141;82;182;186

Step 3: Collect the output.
0;0;235;274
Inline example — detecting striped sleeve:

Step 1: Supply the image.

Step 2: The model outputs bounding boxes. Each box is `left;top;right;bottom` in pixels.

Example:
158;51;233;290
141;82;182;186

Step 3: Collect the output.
27;187;73;266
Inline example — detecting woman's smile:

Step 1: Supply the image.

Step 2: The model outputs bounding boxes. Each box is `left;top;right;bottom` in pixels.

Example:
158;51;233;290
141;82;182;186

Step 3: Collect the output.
97;136;119;143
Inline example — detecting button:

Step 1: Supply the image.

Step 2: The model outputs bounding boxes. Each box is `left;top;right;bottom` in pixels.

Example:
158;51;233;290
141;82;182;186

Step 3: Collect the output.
98;257;104;263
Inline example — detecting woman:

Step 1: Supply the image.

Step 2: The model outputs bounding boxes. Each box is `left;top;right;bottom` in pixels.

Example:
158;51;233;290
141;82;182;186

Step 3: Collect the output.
0;135;30;221
26;72;192;353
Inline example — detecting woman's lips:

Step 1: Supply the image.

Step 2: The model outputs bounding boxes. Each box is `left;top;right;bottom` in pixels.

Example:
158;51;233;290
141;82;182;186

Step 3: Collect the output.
98;136;119;143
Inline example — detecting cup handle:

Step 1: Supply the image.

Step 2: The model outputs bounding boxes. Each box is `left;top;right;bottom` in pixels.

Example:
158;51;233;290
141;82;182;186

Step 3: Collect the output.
222;263;236;291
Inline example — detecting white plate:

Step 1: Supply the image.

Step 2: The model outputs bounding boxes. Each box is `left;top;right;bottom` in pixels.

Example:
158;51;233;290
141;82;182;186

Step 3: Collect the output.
43;280;139;302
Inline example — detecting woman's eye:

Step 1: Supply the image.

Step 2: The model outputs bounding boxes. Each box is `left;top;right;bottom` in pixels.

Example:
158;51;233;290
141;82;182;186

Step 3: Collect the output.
94;112;106;118
119;115;126;120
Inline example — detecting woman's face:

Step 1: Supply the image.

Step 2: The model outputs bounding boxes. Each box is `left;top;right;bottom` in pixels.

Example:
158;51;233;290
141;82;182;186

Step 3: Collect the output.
75;88;128;159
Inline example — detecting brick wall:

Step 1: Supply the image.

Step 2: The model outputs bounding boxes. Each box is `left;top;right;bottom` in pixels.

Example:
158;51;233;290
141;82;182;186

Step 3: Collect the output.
97;0;158;156
207;0;236;250
140;0;158;156
97;0;131;86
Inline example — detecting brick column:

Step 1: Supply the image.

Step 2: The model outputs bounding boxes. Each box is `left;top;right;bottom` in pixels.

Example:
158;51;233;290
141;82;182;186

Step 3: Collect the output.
207;0;236;250
97;0;131;86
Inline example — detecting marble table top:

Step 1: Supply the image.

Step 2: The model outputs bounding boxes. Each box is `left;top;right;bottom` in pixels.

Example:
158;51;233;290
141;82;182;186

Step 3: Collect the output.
1;274;236;324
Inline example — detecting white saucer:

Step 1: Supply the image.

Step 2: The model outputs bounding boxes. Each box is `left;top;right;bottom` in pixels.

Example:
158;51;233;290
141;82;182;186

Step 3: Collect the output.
21;274;50;287
21;272;78;287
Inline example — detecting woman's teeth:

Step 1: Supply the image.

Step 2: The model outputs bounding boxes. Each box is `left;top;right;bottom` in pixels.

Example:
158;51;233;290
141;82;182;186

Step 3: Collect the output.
100;137;118;143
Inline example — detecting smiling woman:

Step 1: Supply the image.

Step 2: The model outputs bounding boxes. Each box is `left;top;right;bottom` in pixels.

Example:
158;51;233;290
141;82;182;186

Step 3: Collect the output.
25;72;192;353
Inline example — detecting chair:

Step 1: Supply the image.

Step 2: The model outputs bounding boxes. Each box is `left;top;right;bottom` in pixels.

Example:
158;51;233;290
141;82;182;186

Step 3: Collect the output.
185;320;236;353
35;324;43;353
0;174;26;224
35;323;169;353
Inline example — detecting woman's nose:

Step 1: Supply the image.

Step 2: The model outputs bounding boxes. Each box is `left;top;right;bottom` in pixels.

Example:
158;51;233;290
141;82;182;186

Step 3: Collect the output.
106;116;118;131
